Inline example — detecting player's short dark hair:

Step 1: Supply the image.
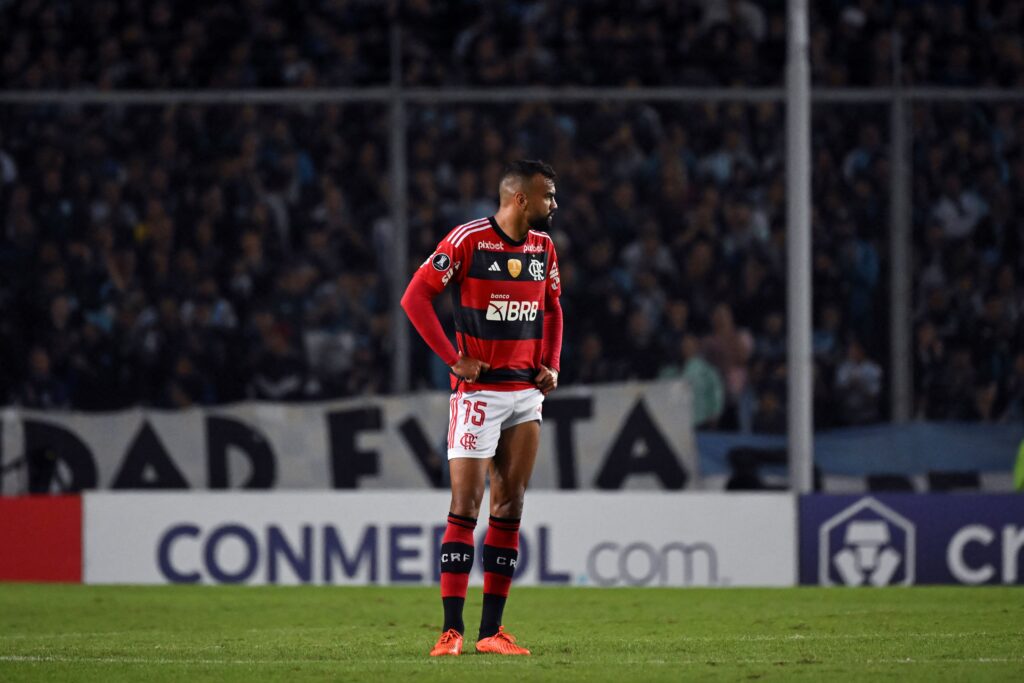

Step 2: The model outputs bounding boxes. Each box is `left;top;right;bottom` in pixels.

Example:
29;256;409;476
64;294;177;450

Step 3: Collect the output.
502;159;557;184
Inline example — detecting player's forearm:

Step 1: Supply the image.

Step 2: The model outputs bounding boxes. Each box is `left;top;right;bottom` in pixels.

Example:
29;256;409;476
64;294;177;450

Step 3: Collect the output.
542;299;563;372
400;277;460;367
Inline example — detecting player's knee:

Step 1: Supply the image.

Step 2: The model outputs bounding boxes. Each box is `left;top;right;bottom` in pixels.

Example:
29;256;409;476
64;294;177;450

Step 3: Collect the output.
490;496;524;519
449;495;482;519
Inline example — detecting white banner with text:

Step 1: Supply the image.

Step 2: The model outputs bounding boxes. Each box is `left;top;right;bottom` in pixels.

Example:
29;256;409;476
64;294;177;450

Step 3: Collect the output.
1;380;698;492
83;492;796;587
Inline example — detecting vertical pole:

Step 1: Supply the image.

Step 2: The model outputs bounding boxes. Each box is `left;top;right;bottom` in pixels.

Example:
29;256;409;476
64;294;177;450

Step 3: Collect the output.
787;0;814;493
389;23;410;394
889;31;912;422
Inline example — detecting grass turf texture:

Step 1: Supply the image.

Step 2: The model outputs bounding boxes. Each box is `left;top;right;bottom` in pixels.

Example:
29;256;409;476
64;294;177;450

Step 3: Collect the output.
1;585;1022;681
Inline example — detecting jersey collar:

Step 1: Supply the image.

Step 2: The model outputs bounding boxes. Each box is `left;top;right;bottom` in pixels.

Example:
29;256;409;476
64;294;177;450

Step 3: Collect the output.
488;216;528;247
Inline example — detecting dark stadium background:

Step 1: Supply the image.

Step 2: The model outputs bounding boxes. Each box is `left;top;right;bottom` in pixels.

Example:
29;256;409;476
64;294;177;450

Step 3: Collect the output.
2;6;1024;681
0;0;1022;549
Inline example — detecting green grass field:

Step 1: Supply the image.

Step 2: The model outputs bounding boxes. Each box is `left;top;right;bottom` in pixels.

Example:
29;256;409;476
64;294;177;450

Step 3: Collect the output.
1;584;1022;681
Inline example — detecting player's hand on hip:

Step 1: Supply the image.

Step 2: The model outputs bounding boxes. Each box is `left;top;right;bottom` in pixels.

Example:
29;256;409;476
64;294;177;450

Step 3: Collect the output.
450;352;490;383
534;365;558;395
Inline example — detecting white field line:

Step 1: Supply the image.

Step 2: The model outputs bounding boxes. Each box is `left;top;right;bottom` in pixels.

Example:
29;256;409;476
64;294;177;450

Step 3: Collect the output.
1;655;1023;667
1;630;1018;643
0;631;139;641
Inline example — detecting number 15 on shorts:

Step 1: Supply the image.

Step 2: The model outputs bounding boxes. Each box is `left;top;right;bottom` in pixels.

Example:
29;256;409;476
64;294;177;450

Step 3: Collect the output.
463;399;488;426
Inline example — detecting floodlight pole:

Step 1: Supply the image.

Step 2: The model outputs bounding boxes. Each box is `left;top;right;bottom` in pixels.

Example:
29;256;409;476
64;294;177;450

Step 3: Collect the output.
786;0;814;493
390;24;411;394
889;31;913;422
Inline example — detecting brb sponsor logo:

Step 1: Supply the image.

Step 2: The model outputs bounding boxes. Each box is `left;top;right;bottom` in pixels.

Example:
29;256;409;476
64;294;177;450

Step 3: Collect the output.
819;497;915;586
155;522;570;585
486;297;539;322
585;540;720;587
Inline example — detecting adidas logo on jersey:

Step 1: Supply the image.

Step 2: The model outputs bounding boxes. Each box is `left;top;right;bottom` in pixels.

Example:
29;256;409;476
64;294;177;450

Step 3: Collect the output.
488;262;501;272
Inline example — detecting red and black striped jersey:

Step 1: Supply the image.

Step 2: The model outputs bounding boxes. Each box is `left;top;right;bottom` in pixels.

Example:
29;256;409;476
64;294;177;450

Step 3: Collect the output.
413;216;561;391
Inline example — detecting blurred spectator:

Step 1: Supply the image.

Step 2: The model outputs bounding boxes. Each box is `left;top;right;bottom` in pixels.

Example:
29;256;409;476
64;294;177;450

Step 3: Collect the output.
835;338;883;425
755;311;786;366
623;309;664;380
17;346;70;409
162;354;213;408
248;325;310;401
702;303;755;431
752;389;786;434
931;173;988;240
1001;352;1024;423
813;304;843;369
563;333;615;386
659;333;725;428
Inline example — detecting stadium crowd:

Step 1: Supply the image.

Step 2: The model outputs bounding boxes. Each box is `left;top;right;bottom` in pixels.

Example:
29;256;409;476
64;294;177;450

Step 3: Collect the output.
1;0;1022;431
3;0;1023;89
405;101;893;431
912;103;1024;423
0;104;393;409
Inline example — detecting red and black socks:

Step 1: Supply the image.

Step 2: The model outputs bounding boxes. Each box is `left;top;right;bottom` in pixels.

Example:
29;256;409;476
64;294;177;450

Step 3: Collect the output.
439;512;476;634
479;515;520;640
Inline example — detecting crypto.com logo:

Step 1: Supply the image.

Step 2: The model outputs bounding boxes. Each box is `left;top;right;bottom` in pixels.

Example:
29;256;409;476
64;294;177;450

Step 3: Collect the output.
819;497;916;586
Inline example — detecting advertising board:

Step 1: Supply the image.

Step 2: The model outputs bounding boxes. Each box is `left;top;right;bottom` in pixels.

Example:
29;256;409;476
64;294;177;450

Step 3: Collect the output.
84;492;795;587
800;495;1024;585
0;495;81;582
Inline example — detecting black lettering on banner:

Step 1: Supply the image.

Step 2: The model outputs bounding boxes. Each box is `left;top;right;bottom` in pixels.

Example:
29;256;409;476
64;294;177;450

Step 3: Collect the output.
595;400;687;489
397;417;444;488
22;419;98;491
111;422;189;489
206;417;277;489
327;407;381;488
542;397;593;489
323;526;379;582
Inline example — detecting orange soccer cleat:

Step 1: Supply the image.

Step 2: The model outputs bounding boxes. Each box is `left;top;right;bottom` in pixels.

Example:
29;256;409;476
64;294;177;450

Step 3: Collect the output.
475;627;531;655
430;628;463;657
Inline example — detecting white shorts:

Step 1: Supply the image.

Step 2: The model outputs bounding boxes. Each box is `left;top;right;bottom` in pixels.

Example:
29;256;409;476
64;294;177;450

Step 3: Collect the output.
447;387;545;459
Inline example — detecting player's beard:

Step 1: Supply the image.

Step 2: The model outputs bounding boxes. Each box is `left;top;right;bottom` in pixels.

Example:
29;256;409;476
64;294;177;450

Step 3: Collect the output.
528;211;554;232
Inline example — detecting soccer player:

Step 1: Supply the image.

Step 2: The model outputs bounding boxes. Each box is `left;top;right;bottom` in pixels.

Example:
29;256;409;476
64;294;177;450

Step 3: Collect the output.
401;160;562;657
